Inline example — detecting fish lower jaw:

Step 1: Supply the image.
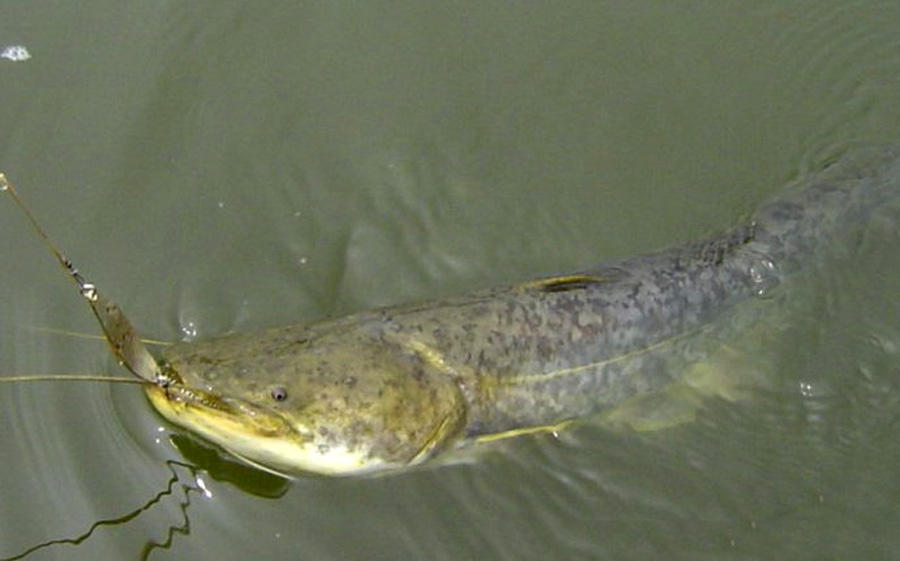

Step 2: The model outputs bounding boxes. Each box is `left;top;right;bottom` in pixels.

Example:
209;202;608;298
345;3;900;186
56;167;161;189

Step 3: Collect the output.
208;431;392;476
232;440;392;476
145;384;390;475
171;414;387;475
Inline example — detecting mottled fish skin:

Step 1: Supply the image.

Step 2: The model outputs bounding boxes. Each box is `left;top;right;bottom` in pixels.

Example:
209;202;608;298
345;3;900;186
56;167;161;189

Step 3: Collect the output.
153;148;900;474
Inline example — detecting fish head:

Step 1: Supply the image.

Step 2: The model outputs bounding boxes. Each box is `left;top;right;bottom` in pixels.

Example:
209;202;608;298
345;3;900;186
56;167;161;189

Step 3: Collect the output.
145;323;467;476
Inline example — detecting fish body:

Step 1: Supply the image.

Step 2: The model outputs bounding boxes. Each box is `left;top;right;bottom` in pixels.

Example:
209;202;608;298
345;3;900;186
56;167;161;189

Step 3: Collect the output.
147;149;900;476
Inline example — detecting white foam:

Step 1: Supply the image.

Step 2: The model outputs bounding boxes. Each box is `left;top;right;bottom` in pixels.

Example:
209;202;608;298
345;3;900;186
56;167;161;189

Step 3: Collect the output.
1;45;31;62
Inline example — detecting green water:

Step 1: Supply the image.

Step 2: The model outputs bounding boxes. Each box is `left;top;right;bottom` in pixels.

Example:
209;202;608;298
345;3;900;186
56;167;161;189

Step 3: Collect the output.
1;2;899;559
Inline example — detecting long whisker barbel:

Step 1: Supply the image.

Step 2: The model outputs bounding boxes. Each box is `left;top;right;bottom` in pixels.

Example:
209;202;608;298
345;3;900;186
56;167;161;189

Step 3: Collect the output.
29;326;172;347
0;375;146;384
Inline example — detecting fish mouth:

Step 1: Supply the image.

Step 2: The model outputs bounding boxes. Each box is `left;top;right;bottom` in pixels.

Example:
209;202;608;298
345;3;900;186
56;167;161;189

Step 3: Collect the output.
143;384;387;476
144;383;299;445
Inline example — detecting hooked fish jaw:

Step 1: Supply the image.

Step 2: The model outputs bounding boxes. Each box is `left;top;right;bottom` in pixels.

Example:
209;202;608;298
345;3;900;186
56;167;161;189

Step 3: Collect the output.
144;384;396;475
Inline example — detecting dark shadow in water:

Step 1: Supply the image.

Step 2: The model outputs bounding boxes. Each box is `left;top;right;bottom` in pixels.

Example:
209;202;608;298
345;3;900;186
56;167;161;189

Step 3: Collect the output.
169;433;292;498
1;436;290;561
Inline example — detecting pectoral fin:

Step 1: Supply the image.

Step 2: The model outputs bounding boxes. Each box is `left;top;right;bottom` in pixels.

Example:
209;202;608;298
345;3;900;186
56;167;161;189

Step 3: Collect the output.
473;419;575;444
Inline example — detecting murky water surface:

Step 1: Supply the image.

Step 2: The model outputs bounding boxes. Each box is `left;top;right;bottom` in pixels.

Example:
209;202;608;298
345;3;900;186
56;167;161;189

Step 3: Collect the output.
1;2;899;560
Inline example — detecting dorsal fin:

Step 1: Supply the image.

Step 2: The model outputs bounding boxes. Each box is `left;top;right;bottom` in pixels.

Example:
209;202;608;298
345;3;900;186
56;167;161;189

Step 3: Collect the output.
519;274;608;293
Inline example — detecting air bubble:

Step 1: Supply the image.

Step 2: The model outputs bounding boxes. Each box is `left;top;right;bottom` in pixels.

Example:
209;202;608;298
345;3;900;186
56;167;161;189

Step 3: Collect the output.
1;45;30;62
181;321;198;339
748;257;779;297
799;381;814;397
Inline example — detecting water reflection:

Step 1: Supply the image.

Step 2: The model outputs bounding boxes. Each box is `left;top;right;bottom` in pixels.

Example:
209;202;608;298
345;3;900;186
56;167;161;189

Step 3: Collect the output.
1;460;198;561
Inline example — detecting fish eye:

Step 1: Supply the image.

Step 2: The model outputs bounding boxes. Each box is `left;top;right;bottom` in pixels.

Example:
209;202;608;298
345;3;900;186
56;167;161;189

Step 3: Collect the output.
270;386;288;402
